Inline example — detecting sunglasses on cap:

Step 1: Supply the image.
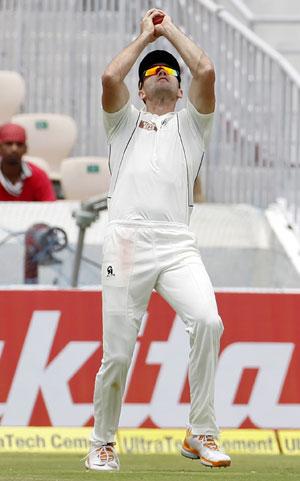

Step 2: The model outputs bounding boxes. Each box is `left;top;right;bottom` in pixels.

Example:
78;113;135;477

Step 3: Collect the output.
143;65;179;79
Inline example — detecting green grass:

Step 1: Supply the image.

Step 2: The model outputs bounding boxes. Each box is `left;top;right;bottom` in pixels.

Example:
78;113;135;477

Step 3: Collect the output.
0;454;299;481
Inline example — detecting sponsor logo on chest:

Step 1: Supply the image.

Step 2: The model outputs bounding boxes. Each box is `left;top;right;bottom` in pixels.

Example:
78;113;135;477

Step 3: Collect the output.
139;120;157;132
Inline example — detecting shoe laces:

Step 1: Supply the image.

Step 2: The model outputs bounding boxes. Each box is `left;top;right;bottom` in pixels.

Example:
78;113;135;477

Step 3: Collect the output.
98;443;116;463
196;435;219;450
81;442;116;462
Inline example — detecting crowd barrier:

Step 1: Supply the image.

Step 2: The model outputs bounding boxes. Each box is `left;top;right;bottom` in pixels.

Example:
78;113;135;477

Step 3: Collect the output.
1;288;299;435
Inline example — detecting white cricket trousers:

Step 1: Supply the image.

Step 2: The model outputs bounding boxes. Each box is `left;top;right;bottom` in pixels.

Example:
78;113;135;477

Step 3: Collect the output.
92;220;223;445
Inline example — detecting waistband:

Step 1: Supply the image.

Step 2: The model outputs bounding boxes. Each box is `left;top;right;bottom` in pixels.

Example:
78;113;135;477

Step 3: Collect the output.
108;219;188;230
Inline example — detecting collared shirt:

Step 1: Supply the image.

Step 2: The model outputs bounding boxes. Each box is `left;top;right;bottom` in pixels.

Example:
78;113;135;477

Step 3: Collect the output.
0;159;32;196
103;98;214;225
0;160;56;202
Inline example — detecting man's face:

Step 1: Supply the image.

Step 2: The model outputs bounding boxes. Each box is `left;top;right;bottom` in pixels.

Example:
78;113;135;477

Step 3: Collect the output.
0;141;27;165
139;65;183;104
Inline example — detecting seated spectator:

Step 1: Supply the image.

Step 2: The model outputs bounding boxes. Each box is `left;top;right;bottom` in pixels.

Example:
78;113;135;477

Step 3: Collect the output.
0;123;56;201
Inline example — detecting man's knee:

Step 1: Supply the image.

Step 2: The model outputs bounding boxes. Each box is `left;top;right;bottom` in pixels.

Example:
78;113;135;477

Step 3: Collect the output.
203;312;223;333
189;307;223;334
100;352;132;373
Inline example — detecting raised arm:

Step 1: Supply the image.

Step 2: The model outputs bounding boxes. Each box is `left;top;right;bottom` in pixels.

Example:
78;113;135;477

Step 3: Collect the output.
155;14;215;114
102;9;164;113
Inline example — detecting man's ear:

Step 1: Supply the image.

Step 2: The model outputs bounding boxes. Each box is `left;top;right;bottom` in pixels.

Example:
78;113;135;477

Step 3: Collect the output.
138;88;146;102
177;88;183;100
22;144;28;155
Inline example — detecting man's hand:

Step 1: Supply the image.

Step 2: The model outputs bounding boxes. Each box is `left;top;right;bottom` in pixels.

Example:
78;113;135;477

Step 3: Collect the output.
153;11;173;37
140;8;166;42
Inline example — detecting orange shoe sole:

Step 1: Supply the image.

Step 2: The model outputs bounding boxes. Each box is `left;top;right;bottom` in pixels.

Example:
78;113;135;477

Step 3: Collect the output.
181;442;231;468
200;455;231;468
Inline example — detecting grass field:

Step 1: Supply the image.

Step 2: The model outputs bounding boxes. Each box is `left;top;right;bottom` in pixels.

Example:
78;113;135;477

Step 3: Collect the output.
1;454;300;481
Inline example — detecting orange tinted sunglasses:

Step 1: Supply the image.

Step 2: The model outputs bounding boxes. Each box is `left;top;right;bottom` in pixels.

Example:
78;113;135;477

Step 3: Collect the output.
143;65;179;78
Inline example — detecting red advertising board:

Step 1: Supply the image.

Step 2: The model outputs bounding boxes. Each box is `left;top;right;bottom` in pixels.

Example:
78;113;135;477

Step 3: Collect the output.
0;289;299;428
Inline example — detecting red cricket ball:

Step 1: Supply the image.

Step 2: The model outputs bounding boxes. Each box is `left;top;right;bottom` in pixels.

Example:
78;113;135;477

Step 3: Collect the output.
153;14;164;25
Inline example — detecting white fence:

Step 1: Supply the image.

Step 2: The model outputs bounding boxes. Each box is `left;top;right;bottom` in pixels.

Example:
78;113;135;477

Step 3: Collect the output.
0;0;299;227
215;0;300;72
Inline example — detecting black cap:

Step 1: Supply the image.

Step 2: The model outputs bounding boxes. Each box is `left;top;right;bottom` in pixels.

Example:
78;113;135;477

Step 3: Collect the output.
138;49;181;85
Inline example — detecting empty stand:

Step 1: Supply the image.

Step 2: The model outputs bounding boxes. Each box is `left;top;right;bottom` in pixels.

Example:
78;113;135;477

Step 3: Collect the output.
0;71;25;124
11;113;77;179
60;156;110;201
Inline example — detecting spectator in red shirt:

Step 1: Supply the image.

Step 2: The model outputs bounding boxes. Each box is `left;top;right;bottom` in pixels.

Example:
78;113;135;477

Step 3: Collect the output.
0;123;56;201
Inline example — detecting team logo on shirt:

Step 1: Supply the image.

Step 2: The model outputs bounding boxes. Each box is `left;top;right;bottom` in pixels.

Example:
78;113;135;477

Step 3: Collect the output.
139;120;157;131
106;266;115;277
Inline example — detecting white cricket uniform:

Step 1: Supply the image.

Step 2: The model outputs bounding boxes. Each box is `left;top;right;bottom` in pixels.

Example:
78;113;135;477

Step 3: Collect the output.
92;98;223;445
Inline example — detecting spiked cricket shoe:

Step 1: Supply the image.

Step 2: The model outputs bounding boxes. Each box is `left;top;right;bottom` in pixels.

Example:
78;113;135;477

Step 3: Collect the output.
181;429;231;468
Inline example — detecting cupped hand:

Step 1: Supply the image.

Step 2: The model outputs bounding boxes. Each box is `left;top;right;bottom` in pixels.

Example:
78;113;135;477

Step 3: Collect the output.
140;8;166;42
153;12;173;37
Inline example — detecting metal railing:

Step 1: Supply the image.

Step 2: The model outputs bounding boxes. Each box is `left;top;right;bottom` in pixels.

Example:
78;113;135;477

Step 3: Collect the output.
215;0;300;27
215;0;300;57
0;0;299;227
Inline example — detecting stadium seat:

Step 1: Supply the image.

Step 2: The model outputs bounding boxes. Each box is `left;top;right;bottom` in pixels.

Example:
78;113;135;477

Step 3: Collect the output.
23;155;51;175
60;156;110;200
0;71;25;124
11;113;77;180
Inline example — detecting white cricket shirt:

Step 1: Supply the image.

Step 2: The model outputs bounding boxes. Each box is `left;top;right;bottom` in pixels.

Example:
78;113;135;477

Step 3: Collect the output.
103;98;213;225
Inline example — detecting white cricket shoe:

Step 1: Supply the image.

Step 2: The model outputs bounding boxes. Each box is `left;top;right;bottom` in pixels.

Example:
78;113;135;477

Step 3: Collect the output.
85;443;120;471
181;429;231;468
